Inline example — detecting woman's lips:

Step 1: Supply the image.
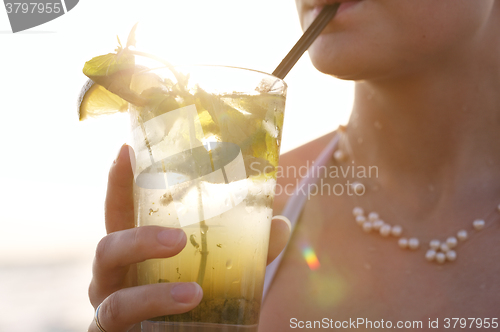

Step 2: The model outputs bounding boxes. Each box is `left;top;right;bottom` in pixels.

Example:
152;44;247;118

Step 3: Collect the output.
311;1;362;19
337;1;360;14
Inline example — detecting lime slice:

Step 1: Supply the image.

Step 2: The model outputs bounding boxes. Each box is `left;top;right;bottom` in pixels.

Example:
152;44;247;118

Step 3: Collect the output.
77;79;128;121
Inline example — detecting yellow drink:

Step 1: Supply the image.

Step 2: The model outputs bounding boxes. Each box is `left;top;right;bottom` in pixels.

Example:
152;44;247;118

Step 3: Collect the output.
128;66;286;331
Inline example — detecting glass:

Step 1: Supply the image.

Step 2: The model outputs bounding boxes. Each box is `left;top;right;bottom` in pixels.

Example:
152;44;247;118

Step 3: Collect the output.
127;65;286;332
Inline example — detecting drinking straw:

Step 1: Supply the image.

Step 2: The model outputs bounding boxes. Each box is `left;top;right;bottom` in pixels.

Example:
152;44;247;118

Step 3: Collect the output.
272;4;340;79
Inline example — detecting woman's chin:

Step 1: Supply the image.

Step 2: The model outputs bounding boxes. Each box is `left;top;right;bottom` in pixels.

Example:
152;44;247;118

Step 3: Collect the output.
307;36;362;80
307;39;398;81
308;49;364;81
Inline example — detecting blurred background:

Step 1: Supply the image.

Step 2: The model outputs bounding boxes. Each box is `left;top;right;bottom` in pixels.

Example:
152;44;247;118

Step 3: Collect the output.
0;0;353;330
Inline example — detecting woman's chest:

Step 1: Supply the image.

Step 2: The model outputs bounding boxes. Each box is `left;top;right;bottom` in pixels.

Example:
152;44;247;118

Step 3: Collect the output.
260;197;500;331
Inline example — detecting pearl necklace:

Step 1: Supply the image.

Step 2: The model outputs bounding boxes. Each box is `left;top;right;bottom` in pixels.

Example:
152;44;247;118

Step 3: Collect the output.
332;127;500;265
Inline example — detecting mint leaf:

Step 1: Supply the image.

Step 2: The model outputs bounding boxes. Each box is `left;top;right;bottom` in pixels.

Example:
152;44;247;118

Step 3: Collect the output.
83;52;134;78
126;22;139;48
82;52;149;106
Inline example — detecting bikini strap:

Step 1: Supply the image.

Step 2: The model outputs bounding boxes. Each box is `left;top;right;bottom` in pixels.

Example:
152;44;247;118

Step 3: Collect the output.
263;133;340;299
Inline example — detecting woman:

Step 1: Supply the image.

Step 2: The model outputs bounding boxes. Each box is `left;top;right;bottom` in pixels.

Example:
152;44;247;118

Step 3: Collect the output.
89;0;500;331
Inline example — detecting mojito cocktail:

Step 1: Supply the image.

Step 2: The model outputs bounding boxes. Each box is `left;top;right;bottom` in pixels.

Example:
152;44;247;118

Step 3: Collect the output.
128;65;286;331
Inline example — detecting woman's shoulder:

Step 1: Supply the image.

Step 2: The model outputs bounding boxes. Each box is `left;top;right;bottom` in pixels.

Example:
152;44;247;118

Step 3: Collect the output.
279;131;337;167
273;131;337;213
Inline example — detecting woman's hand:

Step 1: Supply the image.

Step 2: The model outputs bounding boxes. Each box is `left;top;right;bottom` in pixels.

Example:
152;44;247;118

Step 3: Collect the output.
88;144;291;332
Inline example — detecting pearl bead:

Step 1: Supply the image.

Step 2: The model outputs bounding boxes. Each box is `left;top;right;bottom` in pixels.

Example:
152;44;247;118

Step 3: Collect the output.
379;224;391;237
473;219;485;230
362;221;373;233
334;149;347;162
436;252;446;264
425;249;436;261
391;225;403;237
351;182;365;195
440;243;450;252
408;238;420;250
348;199;499;265
373;220;384;230
457;230;468;241
446;250;457;262
429;239;440;250
446;237;457;248
355;215;366;225
368;212;379;222
352;207;364;217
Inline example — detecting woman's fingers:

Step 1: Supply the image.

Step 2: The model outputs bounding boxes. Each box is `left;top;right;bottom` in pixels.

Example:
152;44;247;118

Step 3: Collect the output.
88;282;203;332
105;144;135;234
89;226;187;306
267;215;291;265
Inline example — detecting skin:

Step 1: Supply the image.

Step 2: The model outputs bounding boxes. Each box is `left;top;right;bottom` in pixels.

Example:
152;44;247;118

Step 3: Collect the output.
90;1;500;330
259;0;500;331
87;145;291;332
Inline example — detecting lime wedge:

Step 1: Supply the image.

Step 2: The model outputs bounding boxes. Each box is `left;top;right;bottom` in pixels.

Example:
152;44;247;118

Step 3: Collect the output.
77;79;128;121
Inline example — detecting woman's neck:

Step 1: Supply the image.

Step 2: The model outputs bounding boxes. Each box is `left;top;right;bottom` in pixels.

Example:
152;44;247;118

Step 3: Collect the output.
346;9;500;185
345;65;500;216
351;75;498;167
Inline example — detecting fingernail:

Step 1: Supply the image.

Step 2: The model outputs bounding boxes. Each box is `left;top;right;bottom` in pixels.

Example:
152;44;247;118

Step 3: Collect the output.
114;144;128;164
157;229;185;248
171;283;201;303
127;145;136;172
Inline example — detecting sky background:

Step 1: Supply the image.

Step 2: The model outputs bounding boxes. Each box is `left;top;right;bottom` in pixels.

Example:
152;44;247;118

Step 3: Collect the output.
0;1;353;330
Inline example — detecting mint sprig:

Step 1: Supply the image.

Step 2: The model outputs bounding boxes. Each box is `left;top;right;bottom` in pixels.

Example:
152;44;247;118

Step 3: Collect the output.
82;23;184;107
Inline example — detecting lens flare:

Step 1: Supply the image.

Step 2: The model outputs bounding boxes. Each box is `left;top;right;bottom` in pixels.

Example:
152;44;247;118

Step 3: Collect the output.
302;246;320;270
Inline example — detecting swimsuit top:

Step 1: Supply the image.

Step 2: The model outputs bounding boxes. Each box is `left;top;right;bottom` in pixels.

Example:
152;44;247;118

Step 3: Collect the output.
263;133;340;299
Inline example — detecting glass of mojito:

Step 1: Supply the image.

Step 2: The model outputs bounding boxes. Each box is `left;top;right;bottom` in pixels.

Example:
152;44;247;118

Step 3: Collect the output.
127;65;286;332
